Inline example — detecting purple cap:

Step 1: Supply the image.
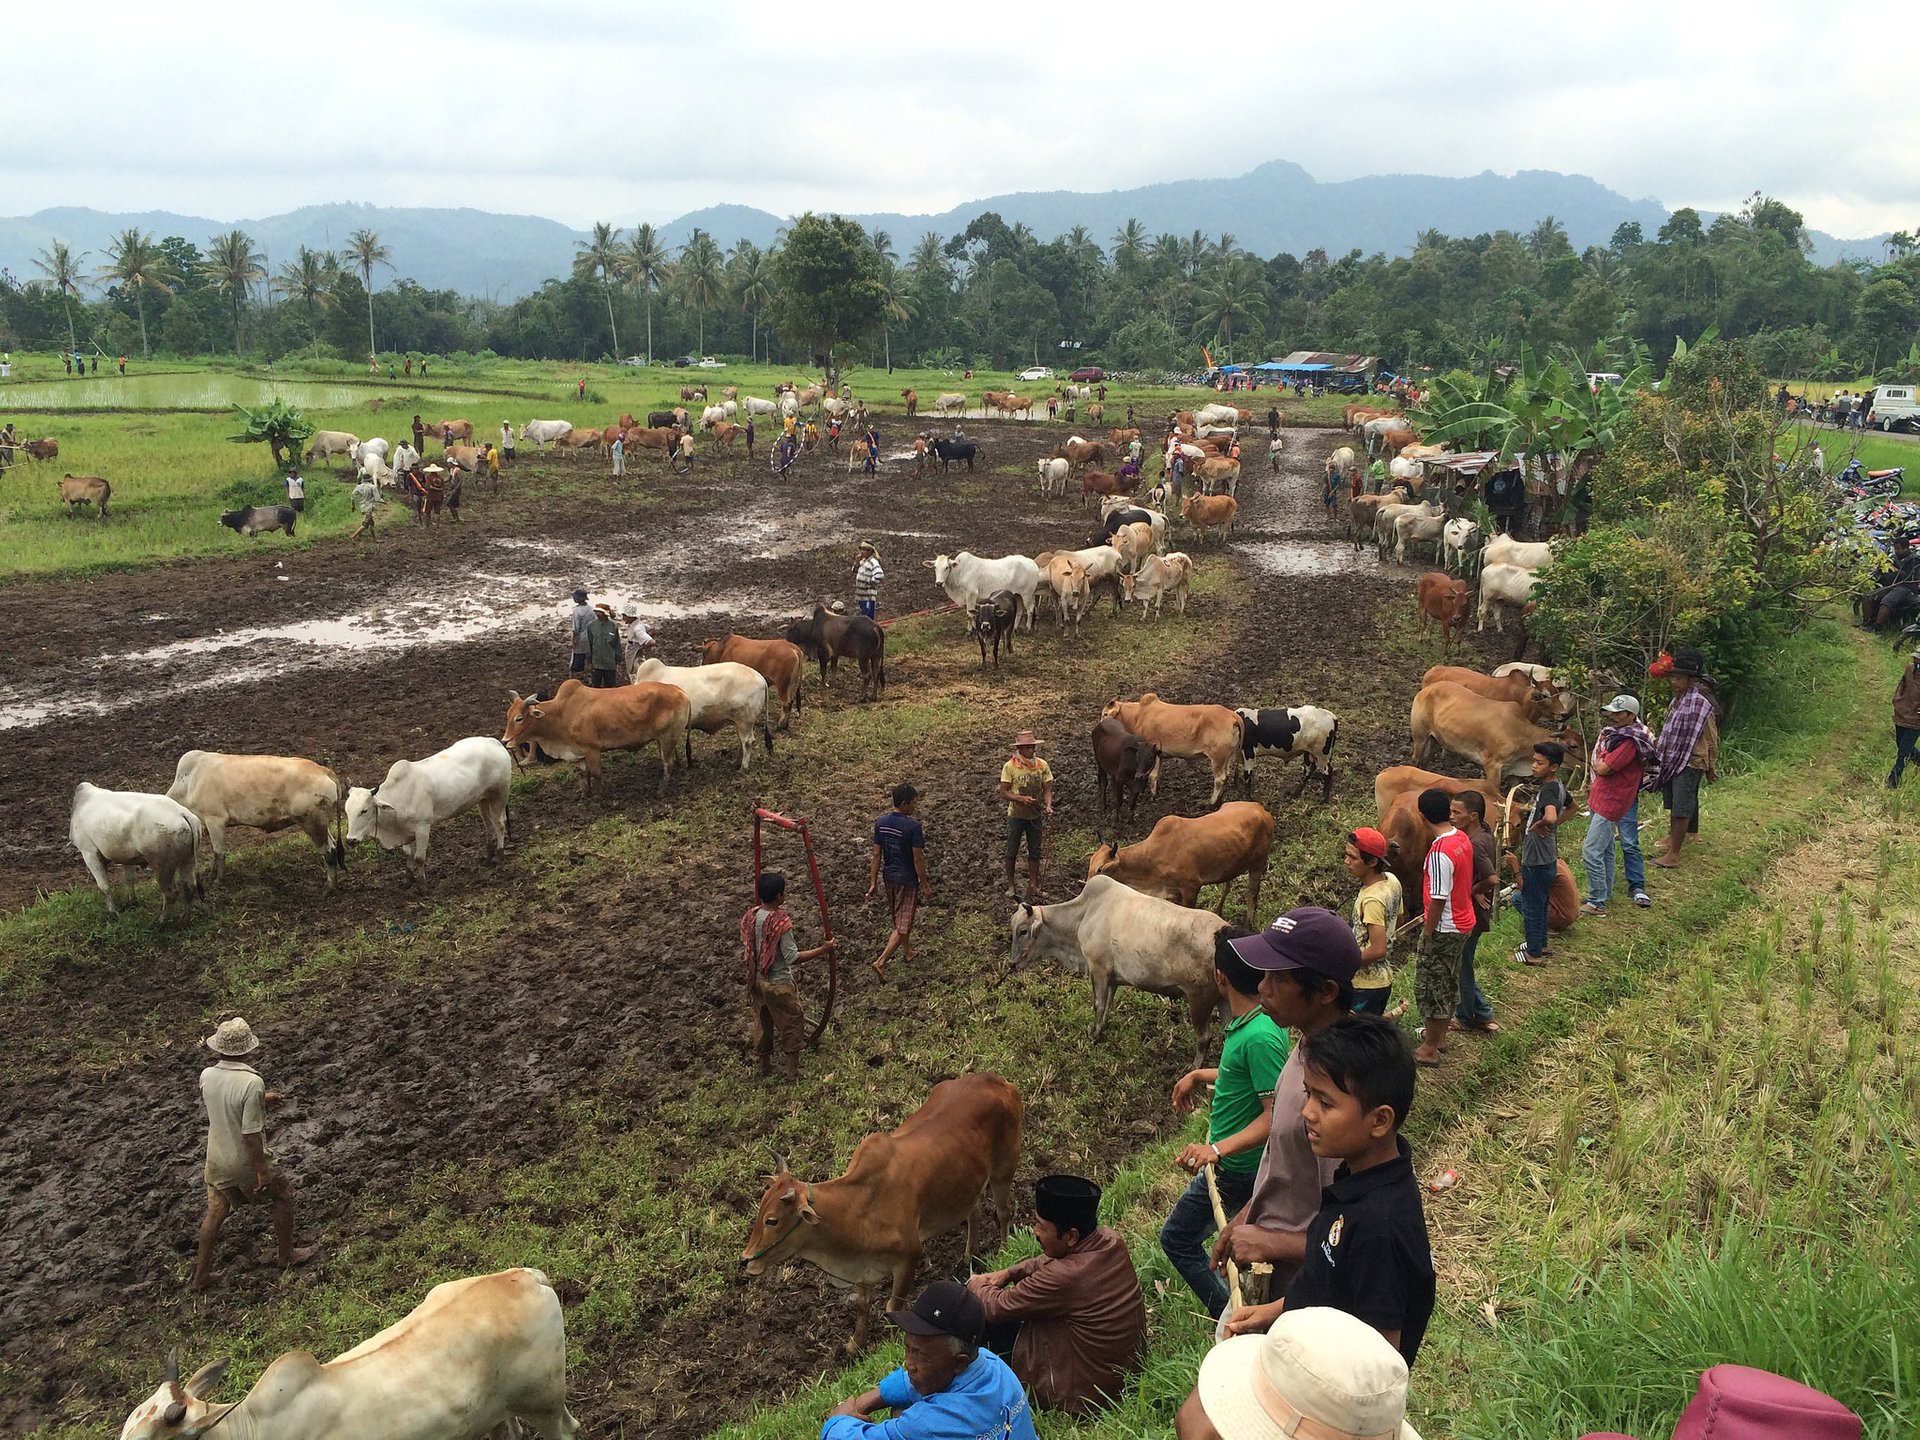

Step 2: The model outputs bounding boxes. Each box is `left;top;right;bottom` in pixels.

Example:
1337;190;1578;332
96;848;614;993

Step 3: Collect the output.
1227;907;1363;982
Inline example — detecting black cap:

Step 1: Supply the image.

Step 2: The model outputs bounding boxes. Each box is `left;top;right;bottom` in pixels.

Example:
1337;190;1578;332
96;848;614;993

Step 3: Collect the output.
1035;1175;1100;1236
887;1281;983;1344
1227;907;1363;982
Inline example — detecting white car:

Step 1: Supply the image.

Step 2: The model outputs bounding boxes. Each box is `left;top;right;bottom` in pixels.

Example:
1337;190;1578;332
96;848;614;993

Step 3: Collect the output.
1019;365;1053;382
696;357;726;369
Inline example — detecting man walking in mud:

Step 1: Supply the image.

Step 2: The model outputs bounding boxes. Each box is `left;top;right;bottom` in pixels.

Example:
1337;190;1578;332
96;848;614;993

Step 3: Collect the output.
192;1017;318;1291
742;872;838;1080
351;472;379;538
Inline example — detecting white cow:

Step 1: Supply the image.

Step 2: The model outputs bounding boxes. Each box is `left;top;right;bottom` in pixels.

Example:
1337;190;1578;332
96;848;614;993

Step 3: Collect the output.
1036;456;1071;498
927;551;1043;632
720;399;738;421
1394;503;1448;565
700;405;727;428
304;431;359;467
1235;704;1339;801
69;782;204;920
630;658;772;771
166;751;347;889
1388;455;1424;484
1193;402;1239;428
343;736;511;886
1375;499;1437;559
1443;518;1482;573
349;438;389;467
932;392;967;416
778;393;799;418
1483;534;1556;572
1006;874;1227;1065
821;396;850;420
1492;661;1557;683
1477;562;1540;631
518;420;573;449
1121;551;1193;620
114;1268;579;1440
742;396;779;418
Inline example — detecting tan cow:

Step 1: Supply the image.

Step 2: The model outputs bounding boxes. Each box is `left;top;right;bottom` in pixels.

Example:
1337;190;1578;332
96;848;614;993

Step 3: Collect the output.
1194;457;1241;496
1055;438;1108;470
1045;555;1092;637
1180;492;1237;544
1372;765;1506;824
443;444;483;473
1409;682;1583;784
554;427;600;452
623;425;681;456
501;680;690;794
1101;692;1244;806
900;387;917;416
166;751;347;888
1109;520;1158;571
711;420;743;453
696;633;805;728
741;1073;1023;1351
429;419;474;445
981;389;1011;416
58;473;111;517
1087;801;1273;913
1109;426;1141;447
1421;665;1575;723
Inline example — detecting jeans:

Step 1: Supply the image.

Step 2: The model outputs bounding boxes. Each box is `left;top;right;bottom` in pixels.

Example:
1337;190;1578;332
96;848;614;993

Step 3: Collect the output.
1580;804;1646;908
858;598;877;620
1160;1166;1255;1318
1893;726;1920;786
1517;862;1556;956
1455;927;1494;1025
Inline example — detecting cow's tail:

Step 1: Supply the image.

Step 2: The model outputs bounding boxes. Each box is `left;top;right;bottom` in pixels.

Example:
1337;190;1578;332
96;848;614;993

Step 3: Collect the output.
327;768;349;869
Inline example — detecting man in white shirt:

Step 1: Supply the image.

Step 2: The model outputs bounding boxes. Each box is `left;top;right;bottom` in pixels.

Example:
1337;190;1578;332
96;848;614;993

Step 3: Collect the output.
621;605;654;680
284;469;306;513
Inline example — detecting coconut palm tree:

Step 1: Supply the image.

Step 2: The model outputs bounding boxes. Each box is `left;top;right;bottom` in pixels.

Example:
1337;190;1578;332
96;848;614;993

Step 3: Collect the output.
909;232;949;283
202;229;266;356
1194;260;1269;365
345;228;392;362
728;242;775;362
1112;218;1147;276
32;240;88;359
869;229;896;267
573;221;624;358
619;223;671;364
876;260;918;372
96;228;176;360
277;247;339;360
676;229;724;355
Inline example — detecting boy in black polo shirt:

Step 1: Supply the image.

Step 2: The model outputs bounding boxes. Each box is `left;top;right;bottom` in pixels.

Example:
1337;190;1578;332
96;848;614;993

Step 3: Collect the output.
1222;1014;1435;1368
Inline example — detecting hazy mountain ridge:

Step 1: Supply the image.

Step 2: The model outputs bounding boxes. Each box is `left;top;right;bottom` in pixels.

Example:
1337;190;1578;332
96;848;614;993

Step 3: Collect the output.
1;169;1889;303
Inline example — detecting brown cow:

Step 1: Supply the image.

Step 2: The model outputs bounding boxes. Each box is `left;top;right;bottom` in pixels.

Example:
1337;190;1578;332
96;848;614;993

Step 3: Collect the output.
501;679;690;795
696;633;805;729
443;444;483;473
711;420;743;453
1080;469;1132;509
1086;402;1104;424
740;1072;1023;1351
1372;765;1506;824
554;427;600;452
430;419;474;445
1109;426;1141;447
24;437;60;461
1421;664;1575;723
1087;801;1273;914
1004;394;1035;419
1101;692;1244;806
57;473;111;517
1194;457;1240;495
900;387;917;416
624;425;681;456
1377;427;1417;455
1409;681;1583;784
679;384;707;402
1414;572;1472;658
1180;492;1237;543
1055;439;1108;470
981;389;1011;416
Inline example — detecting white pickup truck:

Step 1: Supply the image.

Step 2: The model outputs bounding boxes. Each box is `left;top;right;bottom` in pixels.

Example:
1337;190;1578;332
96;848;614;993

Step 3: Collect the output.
1867;384;1920;432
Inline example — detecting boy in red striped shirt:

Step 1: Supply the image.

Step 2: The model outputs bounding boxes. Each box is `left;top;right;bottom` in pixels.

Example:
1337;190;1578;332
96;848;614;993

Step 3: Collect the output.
1412;788;1476;1068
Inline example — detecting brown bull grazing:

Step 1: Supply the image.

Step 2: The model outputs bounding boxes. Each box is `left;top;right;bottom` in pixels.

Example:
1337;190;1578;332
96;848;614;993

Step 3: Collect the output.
740;1072;1023;1351
697;633;805;729
1101;692;1244;807
1409;681;1584;784
1421;664;1575;724
1087;800;1273;914
58;472;111;517
1414;572;1472;658
501;680;690;795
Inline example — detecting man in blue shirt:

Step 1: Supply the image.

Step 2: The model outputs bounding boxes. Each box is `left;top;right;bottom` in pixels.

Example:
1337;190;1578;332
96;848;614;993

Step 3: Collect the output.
867;783;929;980
822;1281;1037;1440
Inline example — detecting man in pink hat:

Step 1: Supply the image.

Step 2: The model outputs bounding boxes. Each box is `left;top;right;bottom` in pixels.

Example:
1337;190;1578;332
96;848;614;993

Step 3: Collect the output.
1580;1364;1860;1440
191;1016;318;1291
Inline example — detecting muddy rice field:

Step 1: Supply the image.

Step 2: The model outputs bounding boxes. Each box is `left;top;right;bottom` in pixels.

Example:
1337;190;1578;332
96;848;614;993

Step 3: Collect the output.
0;415;1519;1435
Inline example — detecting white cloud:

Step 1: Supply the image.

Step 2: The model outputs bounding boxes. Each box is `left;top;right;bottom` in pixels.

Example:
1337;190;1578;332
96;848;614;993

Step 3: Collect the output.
7;0;1915;238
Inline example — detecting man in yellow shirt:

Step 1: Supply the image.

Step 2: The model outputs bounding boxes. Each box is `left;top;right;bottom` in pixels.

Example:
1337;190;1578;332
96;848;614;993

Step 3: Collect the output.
998;731;1054;902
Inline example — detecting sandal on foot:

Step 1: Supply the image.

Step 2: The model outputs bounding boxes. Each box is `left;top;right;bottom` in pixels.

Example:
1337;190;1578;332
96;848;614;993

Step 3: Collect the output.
1580;902;1607;917
1514;948;1548;967
1632;891;1651;908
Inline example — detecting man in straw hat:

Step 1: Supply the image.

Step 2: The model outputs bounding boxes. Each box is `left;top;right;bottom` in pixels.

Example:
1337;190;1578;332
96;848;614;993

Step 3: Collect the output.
998;731;1054;902
967;1175;1147;1416
585;603;623;688
822;1280;1037;1440
855;540;885;620
1174;1306;1421;1440
191;1016;317;1291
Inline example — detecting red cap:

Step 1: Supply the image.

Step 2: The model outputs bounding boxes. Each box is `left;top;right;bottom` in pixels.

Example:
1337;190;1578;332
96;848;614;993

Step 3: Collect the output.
1349;827;1390;861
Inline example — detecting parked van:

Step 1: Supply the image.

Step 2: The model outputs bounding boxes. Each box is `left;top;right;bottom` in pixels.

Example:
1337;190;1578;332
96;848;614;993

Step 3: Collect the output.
1868;384;1920;432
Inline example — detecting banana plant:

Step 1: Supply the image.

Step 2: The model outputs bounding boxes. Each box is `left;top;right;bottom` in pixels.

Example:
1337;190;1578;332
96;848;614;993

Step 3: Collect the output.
228;400;315;470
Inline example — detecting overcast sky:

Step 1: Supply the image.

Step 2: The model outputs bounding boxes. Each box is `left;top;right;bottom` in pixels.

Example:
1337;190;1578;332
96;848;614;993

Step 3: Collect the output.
8;2;1914;240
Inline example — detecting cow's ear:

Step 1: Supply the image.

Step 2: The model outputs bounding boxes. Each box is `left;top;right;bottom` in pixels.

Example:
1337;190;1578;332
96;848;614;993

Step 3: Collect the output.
183;1357;229;1400
797;1193;820;1224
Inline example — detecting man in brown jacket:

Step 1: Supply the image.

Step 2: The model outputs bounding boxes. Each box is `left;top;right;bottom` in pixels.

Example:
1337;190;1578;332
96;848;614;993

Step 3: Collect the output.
1891;648;1920;787
967;1175;1146;1415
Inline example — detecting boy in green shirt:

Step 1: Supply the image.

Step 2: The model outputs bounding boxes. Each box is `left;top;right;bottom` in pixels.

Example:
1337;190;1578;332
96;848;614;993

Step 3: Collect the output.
1161;929;1291;1318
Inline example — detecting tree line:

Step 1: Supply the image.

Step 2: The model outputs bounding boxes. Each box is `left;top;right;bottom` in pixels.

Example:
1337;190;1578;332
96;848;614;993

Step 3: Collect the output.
2;192;1916;380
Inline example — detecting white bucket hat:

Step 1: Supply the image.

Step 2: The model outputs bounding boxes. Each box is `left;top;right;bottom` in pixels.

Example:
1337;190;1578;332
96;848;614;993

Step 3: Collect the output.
205;1016;260;1056
1196;1308;1421;1440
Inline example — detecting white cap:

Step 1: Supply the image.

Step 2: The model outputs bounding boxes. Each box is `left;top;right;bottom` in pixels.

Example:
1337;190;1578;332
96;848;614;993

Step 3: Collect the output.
1602;694;1641;716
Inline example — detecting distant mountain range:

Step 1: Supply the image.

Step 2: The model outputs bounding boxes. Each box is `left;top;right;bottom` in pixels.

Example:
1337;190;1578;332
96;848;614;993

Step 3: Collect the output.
0;167;1890;304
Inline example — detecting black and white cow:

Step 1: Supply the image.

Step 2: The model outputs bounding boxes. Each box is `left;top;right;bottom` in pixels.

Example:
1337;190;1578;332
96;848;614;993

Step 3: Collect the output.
219;504;297;538
972;590;1022;669
1235;705;1339;801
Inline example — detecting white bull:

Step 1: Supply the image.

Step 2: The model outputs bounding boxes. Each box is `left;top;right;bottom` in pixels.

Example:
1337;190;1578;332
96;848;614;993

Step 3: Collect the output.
519;420;573;448
343;736;511;886
1193;403;1239;427
69;782;204;920
304;431;359;466
1007;874;1226;1066
932;392;967;415
166;751;348;889
1036;456;1071;498
114;1267;579;1440
1443;518;1482;573
349;438;389;467
1121;551;1193;619
1477;562;1540;631
1483;534;1555;571
1394;503;1448;565
927;551;1043;633
700;405;727;428
630;658;772;771
742;396;779;418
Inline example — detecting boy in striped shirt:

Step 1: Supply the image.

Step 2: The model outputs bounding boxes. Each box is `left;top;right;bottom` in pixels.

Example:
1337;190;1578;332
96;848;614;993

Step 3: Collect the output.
854;540;884;620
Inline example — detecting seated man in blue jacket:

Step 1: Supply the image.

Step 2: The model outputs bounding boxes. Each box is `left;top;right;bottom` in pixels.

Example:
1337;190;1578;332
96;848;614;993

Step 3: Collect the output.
822;1280;1038;1440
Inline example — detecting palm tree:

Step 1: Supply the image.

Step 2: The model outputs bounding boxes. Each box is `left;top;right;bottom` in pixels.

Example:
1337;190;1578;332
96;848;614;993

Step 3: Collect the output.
277;247;339;360
676;229;724;354
573;221;624;358
96;229;175;360
909;232;949;282
728;242;775;362
1194;260;1269;365
202;230;266;356
876;260;918;371
345;228;392;362
31;240;88;359
1112;218;1147;276
619;223;671;364
869;228;896;267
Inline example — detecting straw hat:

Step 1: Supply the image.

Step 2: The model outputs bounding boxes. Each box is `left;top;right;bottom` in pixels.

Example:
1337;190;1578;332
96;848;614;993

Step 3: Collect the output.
1011;731;1043;749
205;1017;260;1056
1196;1308;1420;1440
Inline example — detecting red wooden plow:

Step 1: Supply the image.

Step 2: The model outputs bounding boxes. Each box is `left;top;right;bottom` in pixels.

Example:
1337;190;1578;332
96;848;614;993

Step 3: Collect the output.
751;803;838;1047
